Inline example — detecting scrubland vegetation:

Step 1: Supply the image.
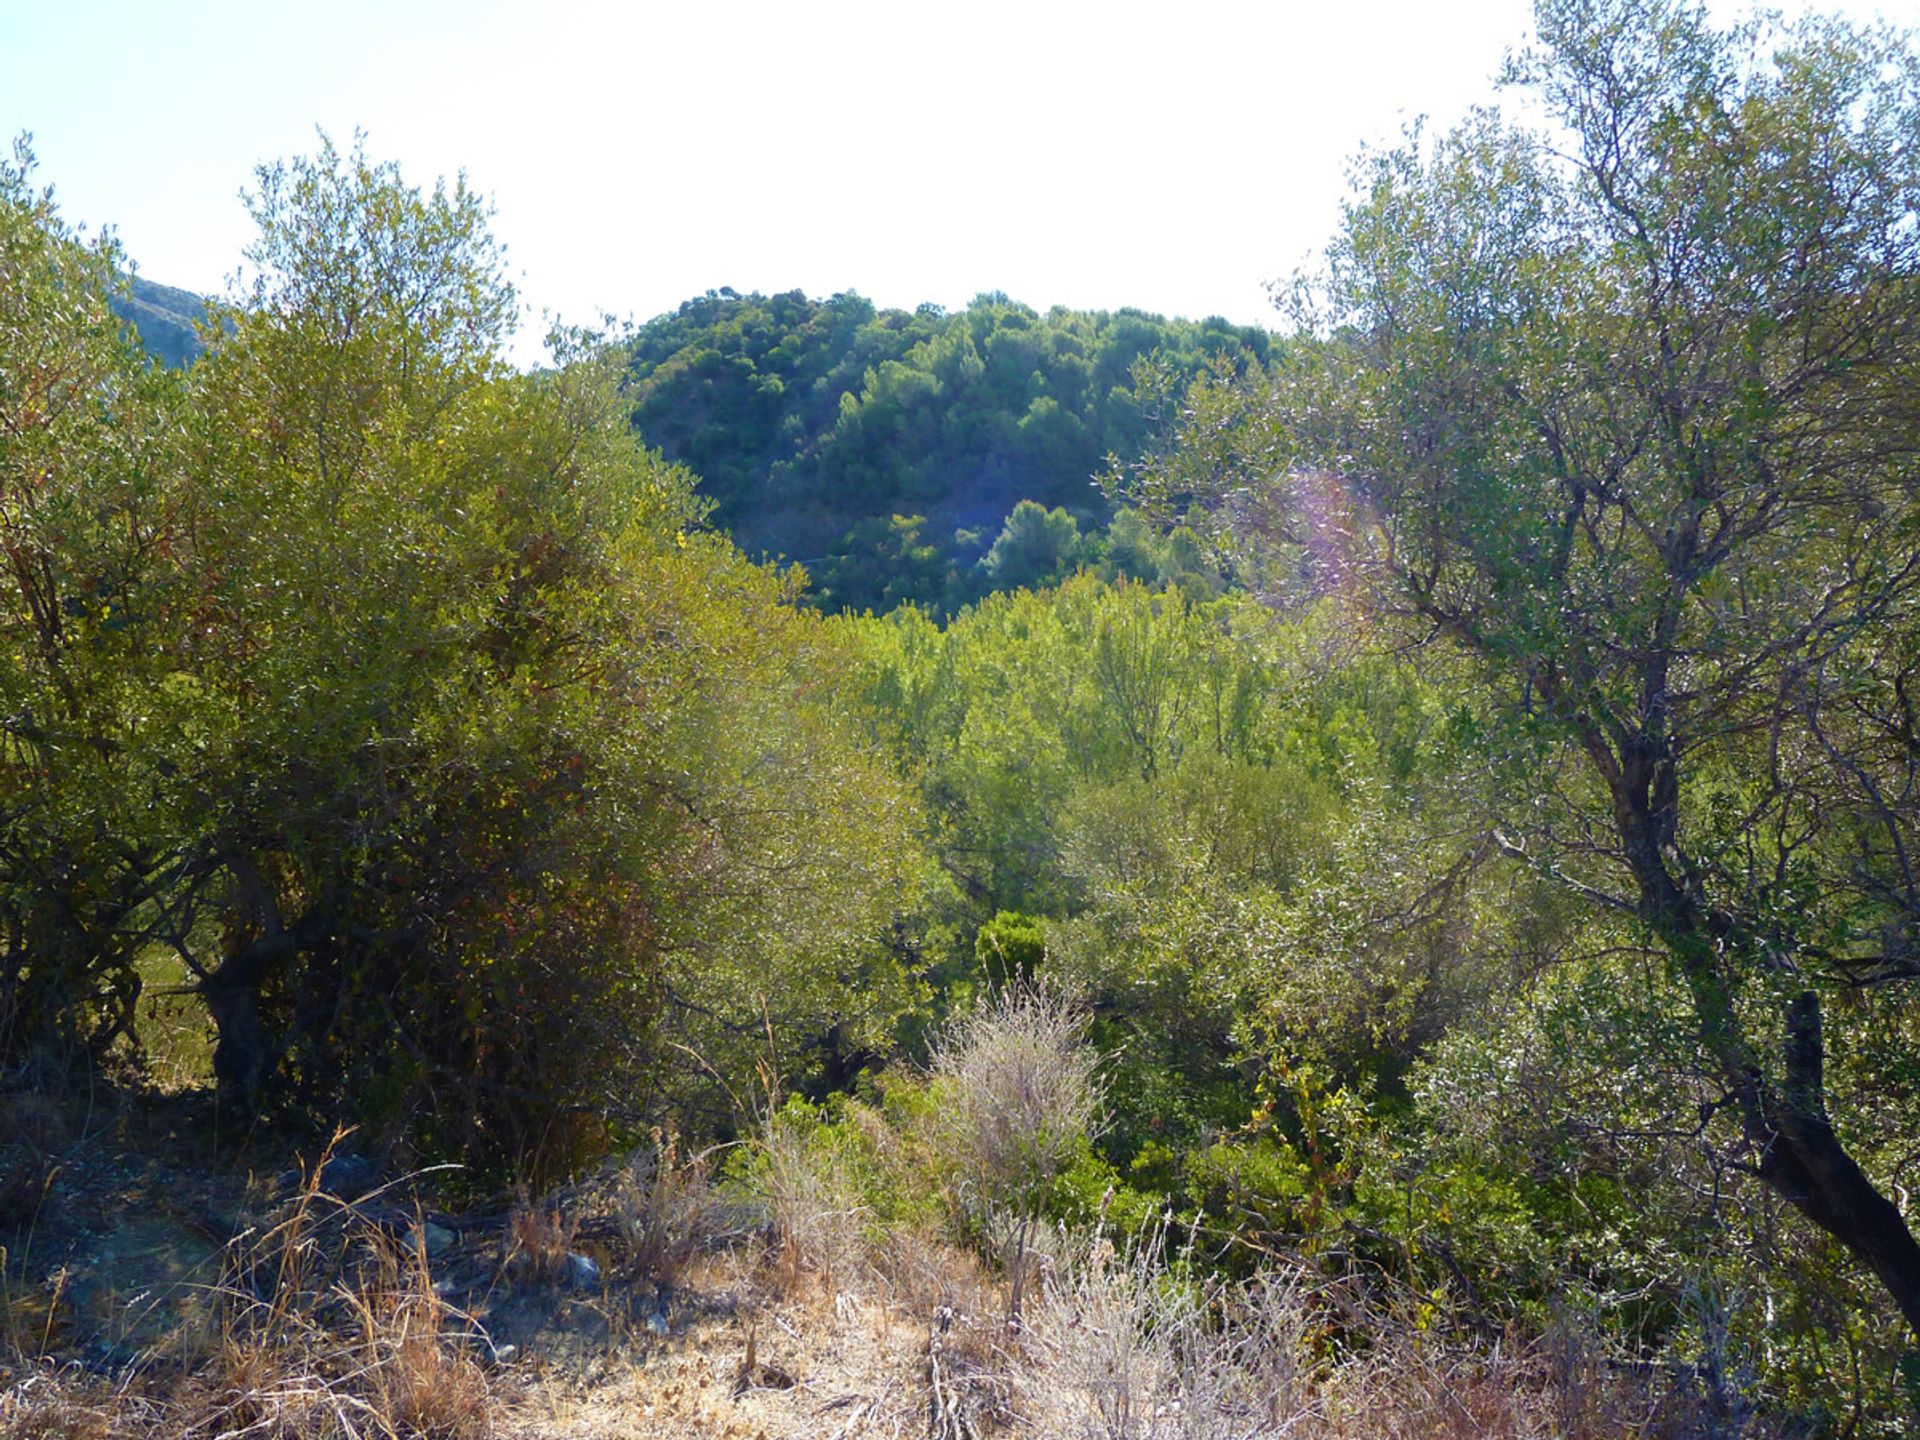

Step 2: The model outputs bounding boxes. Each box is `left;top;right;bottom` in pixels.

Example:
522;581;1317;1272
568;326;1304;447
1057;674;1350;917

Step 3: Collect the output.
6;0;1920;1433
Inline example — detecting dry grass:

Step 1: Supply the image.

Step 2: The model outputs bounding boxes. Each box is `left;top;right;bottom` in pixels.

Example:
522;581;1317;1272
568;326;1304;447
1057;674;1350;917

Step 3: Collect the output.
3;1134;503;1440
515;1254;929;1440
507;1192;579;1289
1015;1226;1740;1440
0;1365;132;1440
174;1148;502;1439
758;1109;873;1295
0;1125;1786;1440
1017;1226;1311;1439
931;983;1103;1333
610;1133;722;1293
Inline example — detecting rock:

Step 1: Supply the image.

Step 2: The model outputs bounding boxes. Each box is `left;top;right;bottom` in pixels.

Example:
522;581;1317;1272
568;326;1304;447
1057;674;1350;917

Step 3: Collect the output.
278;1151;379;1199
411;1221;456;1259
318;1152;378;1198
564;1252;601;1291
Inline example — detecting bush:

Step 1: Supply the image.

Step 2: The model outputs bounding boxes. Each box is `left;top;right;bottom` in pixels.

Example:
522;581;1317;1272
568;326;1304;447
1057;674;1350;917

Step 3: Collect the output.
1021;1226;1312;1439
931;983;1104;1327
931;984;1103;1221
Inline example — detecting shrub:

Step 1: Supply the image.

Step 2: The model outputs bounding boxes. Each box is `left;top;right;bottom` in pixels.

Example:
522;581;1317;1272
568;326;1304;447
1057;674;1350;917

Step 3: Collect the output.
1021;1226;1313;1439
931;983;1104;1327
932;983;1103;1220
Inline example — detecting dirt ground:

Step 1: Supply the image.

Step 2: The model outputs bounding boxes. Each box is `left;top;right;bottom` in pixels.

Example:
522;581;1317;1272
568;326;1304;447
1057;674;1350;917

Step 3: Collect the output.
0;1088;1005;1439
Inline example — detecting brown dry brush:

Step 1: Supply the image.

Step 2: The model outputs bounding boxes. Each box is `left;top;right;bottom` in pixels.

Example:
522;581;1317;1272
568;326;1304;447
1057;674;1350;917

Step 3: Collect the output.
0;1118;1811;1440
3;1136;507;1440
1013;1223;1793;1440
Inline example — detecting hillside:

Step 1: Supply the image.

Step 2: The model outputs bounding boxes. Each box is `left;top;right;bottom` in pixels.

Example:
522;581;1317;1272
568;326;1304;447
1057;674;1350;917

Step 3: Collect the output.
624;289;1269;611
114;279;1267;611
13;18;1920;1422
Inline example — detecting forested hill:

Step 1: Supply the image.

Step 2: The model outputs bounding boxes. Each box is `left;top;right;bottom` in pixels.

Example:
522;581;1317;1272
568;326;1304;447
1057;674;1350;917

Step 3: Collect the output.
624;289;1271;611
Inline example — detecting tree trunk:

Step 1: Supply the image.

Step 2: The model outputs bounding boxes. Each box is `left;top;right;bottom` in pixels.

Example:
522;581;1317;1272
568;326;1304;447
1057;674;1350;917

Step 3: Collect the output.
204;971;275;1113
1758;991;1920;1335
1603;754;1920;1337
201;915;304;1114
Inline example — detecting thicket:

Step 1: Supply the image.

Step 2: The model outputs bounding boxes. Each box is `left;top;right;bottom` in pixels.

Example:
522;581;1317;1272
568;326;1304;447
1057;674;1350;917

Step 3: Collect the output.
0;135;916;1179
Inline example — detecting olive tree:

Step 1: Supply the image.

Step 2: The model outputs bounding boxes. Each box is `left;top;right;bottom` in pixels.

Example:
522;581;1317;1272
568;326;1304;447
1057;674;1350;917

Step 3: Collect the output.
162;139;919;1168
1128;0;1920;1333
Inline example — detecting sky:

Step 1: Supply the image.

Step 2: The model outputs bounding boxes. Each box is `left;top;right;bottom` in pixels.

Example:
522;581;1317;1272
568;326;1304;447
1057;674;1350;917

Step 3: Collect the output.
5;0;1917;365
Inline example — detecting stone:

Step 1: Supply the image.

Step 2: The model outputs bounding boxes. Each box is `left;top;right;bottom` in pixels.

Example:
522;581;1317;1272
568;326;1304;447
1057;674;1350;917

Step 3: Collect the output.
318;1152;378;1198
401;1228;453;1259
564;1252;601;1291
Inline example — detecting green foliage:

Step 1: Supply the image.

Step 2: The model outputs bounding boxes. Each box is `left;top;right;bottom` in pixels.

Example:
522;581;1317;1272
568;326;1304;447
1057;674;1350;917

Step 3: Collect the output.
980;500;1084;590
743;1090;950;1236
10;21;1920;1423
0;136;192;1072
1;137;923;1179
837;577;1516;1180
1121;0;1920;1414
1041;1137;1160;1236
973;910;1044;988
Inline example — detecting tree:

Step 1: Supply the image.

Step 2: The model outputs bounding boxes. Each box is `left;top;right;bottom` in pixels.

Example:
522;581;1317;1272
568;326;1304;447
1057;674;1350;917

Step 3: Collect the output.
982;500;1085;590
0;137;191;1071
158;138;920;1169
1129;0;1920;1334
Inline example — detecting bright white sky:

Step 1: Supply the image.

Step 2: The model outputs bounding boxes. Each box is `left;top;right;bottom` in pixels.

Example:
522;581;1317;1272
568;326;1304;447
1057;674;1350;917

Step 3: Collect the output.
5;0;1916;365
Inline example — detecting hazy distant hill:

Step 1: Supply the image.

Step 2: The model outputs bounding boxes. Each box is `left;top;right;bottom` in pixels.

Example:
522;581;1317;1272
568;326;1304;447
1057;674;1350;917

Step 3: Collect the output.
113;274;206;367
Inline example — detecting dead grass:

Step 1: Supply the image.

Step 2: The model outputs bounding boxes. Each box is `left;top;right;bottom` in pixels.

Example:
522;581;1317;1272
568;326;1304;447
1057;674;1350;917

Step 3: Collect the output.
610;1133;724;1294
932;983;1101;1221
930;983;1103;1336
758;1109;874;1296
1014;1225;1743;1440
0;1124;1791;1440
1017;1226;1310;1439
515;1257;928;1440
3;1133;504;1440
0;1366;136;1440
507;1192;579;1290
175;1147;502;1439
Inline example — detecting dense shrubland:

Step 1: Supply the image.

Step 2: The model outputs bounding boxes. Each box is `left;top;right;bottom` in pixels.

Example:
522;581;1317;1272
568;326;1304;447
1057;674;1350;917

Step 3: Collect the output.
5;0;1920;1432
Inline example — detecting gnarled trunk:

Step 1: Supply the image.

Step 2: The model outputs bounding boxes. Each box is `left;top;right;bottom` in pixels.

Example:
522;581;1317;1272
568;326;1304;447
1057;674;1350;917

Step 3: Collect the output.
1613;761;1920;1338
1760;991;1920;1335
204;971;276;1112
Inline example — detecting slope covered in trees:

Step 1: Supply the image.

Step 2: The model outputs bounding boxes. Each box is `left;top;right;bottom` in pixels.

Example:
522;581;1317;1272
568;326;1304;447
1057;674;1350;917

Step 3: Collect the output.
111;279;1263;612
624;288;1267;611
